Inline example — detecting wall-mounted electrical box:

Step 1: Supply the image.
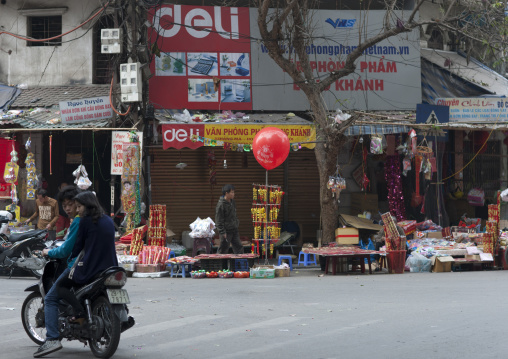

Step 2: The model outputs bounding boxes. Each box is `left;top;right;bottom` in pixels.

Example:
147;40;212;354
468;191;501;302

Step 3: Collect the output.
120;62;142;103
101;28;122;54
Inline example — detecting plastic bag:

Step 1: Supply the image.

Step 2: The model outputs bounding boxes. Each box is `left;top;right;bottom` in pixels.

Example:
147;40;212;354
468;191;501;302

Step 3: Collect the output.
189;217;216;238
370;135;383;154
501;188;508;202
359;238;376;264
405;252;431;272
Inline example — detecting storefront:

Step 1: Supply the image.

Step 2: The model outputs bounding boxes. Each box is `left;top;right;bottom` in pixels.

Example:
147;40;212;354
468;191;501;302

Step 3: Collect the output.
149;113;321;246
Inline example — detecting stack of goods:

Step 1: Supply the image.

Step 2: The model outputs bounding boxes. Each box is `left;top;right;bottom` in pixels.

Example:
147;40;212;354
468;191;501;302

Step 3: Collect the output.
382;212;405;251
138;245;172;265
486;202;500;257
397;220;416;236
251;185;284;257
148;205;166;246
166;255;198;265
128;226;146;255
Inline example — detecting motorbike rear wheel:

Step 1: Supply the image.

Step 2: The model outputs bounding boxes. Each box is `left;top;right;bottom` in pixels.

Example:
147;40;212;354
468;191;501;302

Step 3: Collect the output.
21;292;46;345
89;296;121;358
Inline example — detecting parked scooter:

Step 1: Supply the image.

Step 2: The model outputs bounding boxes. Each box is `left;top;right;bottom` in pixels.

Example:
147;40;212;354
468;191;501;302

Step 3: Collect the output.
0;225;48;278
22;257;135;358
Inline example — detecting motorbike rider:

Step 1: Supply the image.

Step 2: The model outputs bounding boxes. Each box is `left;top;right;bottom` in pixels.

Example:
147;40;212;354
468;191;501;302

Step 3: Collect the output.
33;185;80;358
54;192;118;327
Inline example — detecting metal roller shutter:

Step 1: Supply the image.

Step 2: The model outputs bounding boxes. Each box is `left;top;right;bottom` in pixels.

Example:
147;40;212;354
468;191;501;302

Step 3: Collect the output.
286;149;321;245
150;147;284;241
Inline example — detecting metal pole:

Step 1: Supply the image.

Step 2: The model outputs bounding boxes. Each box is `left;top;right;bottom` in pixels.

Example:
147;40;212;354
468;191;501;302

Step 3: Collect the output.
265;170;269;265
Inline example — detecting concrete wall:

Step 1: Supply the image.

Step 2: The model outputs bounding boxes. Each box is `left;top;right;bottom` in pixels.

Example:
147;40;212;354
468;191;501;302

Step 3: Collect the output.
0;0;103;86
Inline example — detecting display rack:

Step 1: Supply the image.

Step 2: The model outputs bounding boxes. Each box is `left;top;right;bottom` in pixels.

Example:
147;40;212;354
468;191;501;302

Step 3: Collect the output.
251;183;284;264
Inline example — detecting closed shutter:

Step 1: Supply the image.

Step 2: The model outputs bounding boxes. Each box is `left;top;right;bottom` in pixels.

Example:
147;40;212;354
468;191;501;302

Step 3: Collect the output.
286;149;321;245
150;147;284;241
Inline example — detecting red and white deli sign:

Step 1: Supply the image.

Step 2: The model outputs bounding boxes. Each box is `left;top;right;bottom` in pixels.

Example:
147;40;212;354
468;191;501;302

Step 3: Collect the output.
162;124;204;150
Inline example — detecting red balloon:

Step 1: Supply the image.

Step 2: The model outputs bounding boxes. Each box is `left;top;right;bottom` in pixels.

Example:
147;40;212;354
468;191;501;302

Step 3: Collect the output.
252;127;290;170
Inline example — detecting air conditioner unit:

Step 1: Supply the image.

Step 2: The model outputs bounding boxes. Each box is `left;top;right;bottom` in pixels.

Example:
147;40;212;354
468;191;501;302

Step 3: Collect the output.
120;62;142;103
101;28;122;54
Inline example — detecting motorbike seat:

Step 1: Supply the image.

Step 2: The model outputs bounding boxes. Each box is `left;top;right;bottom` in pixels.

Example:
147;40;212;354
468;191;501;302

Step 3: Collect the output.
8;229;46;243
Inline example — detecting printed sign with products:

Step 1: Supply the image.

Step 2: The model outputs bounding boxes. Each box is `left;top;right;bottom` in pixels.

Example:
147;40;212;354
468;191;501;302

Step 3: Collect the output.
111;131;143;175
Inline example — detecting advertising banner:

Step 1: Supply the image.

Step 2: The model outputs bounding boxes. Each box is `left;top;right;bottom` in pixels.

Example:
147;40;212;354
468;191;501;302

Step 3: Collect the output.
148;5;252;111
111;131;143;175
162;124;316;149
59;96;113;124
436;97;508;122
249;9;421;111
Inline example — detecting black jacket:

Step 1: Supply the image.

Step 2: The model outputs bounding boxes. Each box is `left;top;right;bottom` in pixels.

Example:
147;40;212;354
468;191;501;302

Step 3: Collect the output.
215;197;239;235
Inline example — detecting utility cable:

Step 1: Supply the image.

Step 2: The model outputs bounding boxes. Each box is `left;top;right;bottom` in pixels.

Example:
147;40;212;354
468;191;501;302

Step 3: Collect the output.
109;76;131;116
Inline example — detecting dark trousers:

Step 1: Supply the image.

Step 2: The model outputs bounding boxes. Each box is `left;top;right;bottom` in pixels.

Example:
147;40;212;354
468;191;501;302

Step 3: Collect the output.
56;277;85;317
218;230;244;254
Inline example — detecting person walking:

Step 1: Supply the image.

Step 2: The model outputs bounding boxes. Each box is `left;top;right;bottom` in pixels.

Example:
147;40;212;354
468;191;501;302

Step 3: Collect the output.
25;189;59;241
215;184;244;254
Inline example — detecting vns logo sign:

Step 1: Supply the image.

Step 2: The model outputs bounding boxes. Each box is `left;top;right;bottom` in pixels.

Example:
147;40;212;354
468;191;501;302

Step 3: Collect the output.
153;5;239;39
325;18;356;29
162;124;204;150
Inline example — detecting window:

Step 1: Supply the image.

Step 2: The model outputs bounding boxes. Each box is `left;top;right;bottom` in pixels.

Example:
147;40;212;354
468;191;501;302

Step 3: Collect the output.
27;16;62;46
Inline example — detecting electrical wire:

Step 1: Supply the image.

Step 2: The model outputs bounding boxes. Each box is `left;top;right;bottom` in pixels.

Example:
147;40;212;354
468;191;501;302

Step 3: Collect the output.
0;1;110;43
109;76;131;116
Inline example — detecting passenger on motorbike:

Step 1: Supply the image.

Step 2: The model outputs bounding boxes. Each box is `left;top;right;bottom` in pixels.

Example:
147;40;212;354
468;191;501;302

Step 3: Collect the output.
34;185;81;358
54;192;118;330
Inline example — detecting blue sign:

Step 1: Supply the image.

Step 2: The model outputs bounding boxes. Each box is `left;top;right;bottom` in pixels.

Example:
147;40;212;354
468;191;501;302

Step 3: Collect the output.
416;104;449;124
325;18;356;29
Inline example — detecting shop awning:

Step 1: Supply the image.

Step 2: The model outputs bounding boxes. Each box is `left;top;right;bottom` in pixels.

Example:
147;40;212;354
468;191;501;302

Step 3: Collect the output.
343;123;412;136
156;110;316;149
421;48;508;103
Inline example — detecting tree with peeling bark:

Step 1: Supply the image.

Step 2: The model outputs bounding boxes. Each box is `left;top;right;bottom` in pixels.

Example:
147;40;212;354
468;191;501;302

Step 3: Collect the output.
253;0;508;244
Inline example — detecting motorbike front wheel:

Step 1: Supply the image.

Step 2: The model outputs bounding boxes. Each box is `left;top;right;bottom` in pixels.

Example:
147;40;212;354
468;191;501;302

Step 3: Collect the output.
89;296;121;358
21;292;46;345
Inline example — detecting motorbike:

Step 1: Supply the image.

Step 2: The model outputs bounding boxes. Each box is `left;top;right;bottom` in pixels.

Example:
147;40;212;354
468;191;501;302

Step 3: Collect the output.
21;257;135;358
0;225;48;278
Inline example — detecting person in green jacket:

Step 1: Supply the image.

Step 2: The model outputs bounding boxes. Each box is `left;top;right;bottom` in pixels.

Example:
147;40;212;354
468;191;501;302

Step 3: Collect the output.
215;184;243;254
34;186;80;358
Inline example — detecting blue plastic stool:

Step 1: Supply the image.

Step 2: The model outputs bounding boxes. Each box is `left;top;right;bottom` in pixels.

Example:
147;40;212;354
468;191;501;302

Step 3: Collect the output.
170;263;192;278
278;255;293;271
168;251;176;259
297;251;317;266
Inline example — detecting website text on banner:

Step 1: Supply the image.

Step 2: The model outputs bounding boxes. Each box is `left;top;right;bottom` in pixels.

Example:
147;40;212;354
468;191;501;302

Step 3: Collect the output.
161;124;316;150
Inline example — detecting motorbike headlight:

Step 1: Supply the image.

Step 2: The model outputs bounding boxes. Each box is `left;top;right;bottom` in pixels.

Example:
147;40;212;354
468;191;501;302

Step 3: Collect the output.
105;271;127;287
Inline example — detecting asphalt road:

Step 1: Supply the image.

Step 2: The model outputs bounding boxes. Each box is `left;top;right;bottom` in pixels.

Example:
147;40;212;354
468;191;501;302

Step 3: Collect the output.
2;268;508;359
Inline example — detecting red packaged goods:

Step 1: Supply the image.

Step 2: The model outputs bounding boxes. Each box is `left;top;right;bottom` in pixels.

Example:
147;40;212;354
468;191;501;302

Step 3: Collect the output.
397;220;416;235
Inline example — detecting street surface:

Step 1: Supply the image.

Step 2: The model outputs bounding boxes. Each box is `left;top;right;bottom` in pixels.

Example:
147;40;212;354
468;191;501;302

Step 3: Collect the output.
1;268;508;359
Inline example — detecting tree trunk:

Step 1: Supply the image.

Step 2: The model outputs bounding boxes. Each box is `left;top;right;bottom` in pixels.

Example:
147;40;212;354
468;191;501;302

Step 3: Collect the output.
305;91;341;244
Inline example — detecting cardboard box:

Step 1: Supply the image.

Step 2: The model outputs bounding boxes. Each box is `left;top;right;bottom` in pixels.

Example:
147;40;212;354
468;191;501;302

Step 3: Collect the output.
274;267;290;277
431;256;454;272
335;228;359;245
426;231;444;239
250;265;275;279
465;254;481;261
136;264;163;273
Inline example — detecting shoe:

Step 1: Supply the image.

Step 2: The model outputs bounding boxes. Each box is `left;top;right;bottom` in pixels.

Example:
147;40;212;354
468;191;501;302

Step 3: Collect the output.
33;340;62;358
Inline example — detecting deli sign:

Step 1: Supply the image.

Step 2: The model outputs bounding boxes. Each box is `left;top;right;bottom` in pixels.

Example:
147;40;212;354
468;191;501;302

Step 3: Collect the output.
162;124;204;149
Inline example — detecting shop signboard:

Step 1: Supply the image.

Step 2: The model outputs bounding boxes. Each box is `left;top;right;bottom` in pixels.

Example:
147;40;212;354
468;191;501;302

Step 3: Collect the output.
148;5;252;111
111;131;143;175
436;97;508;122
148;5;420;112
59;96;113;124
161;124;316;149
249;8;421;111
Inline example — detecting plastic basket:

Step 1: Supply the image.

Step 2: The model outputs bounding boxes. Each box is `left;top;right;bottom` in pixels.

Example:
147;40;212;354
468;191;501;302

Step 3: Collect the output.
200;259;228;272
234;259;249;272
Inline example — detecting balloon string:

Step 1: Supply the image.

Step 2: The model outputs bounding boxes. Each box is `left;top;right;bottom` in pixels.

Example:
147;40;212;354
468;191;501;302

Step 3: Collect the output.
49;135;52;175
